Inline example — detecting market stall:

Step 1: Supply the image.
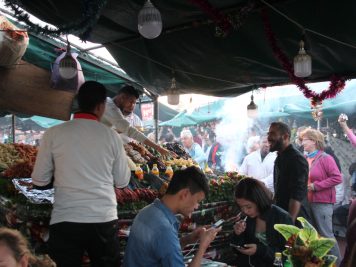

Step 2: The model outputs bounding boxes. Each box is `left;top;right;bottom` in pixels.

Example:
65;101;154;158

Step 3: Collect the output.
0;141;246;264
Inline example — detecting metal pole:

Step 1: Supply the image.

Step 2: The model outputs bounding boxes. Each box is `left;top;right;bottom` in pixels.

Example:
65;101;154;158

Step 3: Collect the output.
11;114;15;143
153;97;159;143
317;119;320;131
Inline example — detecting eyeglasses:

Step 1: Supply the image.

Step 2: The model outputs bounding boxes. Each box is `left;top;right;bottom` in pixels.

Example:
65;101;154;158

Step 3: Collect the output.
302;138;311;142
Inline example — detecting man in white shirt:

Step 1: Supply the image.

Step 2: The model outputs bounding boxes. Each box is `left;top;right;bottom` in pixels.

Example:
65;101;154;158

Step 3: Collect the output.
121;110;144;143
101;85;171;156
32;81;131;267
239;135;277;193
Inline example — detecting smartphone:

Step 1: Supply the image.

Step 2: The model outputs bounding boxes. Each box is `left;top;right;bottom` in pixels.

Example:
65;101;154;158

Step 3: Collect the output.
230;243;247;249
212;219;224;228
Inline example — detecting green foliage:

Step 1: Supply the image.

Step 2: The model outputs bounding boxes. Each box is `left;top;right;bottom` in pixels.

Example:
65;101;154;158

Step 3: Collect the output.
274;224;300;240
321;255;337;267
309;238;336;258
298;225;318;244
274;217;337;267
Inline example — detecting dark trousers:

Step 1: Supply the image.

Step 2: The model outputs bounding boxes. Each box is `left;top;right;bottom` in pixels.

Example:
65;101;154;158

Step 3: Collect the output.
49;220;120;267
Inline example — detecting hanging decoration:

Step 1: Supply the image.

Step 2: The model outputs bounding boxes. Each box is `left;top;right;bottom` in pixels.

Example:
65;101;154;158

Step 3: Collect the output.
261;9;346;108
311;101;323;122
0;15;29;67
4;0;107;40
188;0;255;37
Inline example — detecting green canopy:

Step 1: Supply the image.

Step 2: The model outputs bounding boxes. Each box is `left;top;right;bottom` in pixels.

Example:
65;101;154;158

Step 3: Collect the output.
258;111;290;119
159;111;198;127
21;116;64;129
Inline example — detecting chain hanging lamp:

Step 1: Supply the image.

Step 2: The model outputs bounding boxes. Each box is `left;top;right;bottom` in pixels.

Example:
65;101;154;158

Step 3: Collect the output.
294;40;312;78
138;0;162;39
59;41;78;79
247;93;258;118
167;73;179;105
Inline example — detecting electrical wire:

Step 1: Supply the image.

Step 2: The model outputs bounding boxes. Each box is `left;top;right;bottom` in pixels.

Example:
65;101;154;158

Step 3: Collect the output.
260;0;356;50
183;239;200;258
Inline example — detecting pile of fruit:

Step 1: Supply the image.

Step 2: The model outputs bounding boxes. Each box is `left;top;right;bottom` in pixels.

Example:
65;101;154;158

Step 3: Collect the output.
115;187;158;205
124;141;166;170
205;172;247;204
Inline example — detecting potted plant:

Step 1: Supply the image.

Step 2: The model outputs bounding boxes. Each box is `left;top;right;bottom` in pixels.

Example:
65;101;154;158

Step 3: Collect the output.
274;217;337;267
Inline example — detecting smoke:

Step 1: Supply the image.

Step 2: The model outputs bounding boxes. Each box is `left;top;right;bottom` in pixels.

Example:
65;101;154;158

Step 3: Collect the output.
212;80;356;171
215;94;254;171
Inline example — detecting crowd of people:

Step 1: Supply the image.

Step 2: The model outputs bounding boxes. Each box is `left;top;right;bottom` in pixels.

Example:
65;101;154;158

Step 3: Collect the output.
0;80;355;267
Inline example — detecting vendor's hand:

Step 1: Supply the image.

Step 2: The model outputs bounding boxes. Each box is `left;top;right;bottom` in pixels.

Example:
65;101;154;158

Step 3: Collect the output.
199;227;221;250
238;244;257;256
233;220;246;235
156;146;177;158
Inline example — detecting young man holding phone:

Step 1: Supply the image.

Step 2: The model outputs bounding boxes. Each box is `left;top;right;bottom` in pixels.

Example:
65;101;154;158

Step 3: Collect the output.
123;166;221;267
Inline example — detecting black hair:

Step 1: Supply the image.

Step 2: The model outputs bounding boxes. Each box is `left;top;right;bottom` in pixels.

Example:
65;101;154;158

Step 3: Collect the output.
270;121;291;140
77;81;107;113
166;166;209;196
234;178;273;214
117;85;140;99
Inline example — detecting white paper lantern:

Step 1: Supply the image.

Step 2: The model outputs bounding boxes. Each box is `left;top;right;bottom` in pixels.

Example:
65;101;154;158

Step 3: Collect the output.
138;0;162;39
294;40;312;78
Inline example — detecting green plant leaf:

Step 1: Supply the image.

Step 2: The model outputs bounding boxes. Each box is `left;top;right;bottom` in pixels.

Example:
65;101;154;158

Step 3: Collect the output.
295;235;306;246
298;225;318;244
321;255;337;267
309;238;336;258
297;217;316;231
274;224;300;240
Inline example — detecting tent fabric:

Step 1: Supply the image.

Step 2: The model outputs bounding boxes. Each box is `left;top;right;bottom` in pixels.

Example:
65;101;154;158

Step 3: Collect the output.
21;116;64;129
22;34;130;97
159;111;198;127
14;0;356;97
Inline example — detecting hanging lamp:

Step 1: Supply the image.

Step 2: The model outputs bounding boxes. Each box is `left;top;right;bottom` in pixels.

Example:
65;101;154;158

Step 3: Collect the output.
247;93;258;118
59;41;78;79
167;74;179;105
138;0;162;39
294;40;312;78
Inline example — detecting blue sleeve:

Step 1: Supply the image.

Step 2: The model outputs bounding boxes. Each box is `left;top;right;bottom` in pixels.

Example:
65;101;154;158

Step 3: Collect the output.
157;229;185;267
193;144;206;165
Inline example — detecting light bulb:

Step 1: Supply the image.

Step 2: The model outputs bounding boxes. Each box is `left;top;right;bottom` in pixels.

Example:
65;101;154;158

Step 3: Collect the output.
59;53;78;79
294;40;312;78
138;0;162;39
247;94;258;119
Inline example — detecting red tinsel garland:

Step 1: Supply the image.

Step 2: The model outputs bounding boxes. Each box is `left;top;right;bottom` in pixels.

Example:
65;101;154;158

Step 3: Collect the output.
188;0;232;34
261;9;346;106
188;0;256;37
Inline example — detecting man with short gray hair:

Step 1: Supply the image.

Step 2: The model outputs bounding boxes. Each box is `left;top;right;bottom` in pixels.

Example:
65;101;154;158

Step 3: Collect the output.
180;130;206;168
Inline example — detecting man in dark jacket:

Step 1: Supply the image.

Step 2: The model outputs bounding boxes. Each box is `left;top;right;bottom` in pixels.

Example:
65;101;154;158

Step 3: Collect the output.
268;122;309;222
